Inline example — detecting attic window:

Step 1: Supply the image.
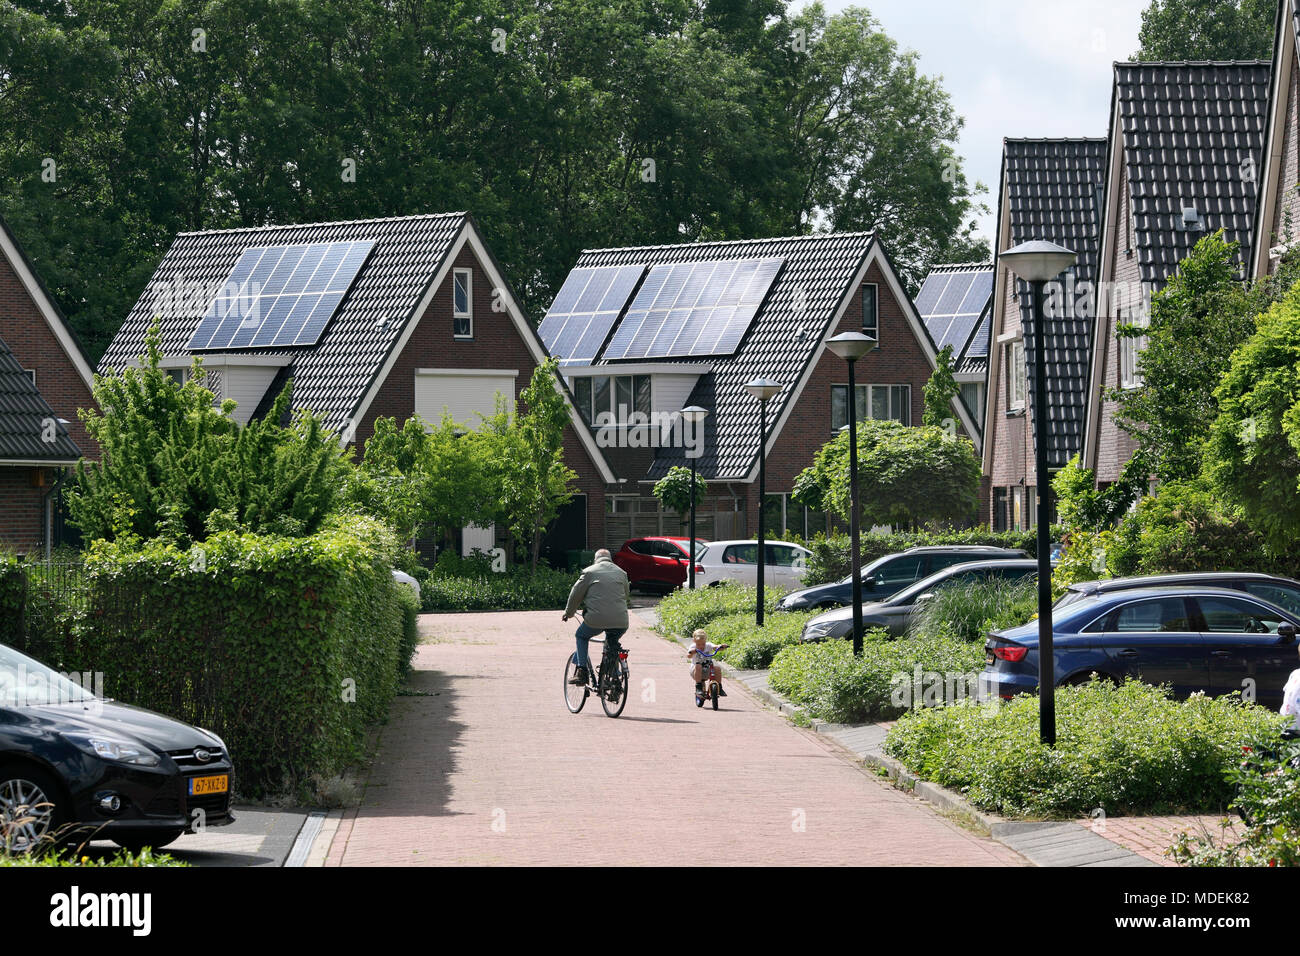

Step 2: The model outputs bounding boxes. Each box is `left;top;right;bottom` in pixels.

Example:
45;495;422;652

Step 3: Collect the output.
23;369;35;386
453;268;472;337
861;284;879;340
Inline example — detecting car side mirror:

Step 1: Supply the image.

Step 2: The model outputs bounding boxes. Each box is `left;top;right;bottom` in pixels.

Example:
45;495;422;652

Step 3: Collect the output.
1279;623;1296;644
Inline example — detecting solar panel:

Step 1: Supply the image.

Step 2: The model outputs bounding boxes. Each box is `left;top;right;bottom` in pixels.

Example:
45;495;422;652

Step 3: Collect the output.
917;268;994;354
187;240;374;351
602;258;783;360
538;265;646;365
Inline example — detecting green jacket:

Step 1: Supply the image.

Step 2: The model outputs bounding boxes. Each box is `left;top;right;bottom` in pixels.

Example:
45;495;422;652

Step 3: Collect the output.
564;556;631;629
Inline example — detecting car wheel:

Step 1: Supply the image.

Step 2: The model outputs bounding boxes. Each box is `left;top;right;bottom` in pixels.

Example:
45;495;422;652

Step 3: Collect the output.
0;765;67;855
112;829;184;853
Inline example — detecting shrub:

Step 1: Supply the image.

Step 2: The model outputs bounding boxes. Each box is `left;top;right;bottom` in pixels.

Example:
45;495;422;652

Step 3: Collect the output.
802;529;1039;586
883;680;1289;818
768;633;985;723
654;583;785;638
66;517;414;797
417;565;573;612
1171;734;1300;866
907;576;1037;642
693;611;814;669
0;848;187;867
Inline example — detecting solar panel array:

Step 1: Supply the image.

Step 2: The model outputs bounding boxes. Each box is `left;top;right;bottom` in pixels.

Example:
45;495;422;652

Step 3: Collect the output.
538;265;646;365
187;240;374;351
601;258;783;360
915;268;993;352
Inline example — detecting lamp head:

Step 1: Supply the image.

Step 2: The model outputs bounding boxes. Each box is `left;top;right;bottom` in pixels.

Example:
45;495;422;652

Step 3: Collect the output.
743;378;783;402
999;240;1077;283
825;331;874;362
679;405;709;425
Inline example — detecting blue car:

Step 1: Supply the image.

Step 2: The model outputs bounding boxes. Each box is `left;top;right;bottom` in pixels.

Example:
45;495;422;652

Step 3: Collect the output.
982;586;1300;708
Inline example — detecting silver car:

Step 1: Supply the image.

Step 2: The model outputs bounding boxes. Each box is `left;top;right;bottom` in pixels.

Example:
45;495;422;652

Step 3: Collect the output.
800;558;1039;641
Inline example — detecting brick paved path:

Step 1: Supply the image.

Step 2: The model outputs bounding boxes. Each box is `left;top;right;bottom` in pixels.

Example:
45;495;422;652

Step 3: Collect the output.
325;611;1026;866
1079;815;1242;866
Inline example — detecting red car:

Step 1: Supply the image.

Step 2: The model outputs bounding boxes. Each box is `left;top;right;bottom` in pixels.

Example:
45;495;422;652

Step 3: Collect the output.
613;537;709;591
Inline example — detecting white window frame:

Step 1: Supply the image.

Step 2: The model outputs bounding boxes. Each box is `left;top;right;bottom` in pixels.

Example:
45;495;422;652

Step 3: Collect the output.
573;374;652;425
23;369;35;386
861;283;879;340
1118;310;1147;389
1006;340;1026;411
831;383;911;431
453;268;473;338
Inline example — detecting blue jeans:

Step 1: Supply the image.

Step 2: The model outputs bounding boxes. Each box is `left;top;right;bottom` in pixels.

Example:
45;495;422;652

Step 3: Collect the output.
575;620;626;671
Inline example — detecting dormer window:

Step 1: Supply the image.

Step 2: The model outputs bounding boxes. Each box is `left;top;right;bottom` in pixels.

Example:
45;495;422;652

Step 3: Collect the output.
861;284;879;340
573;374;651;425
453;268;472;338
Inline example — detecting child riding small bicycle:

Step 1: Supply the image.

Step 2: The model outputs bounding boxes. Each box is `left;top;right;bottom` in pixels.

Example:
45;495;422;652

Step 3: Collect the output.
688;628;729;698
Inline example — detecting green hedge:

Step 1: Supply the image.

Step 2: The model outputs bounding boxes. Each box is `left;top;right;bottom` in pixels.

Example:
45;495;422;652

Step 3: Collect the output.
803;529;1041;586
66;518;413;797
884;680;1289;818
906;576;1038;642
768;633;985;723
655;582;785;638
693;610;815;670
417;565;573;612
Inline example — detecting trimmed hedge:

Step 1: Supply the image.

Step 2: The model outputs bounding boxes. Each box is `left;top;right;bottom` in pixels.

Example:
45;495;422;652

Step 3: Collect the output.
884;680;1289;818
695;611;815;670
767;633;985;723
655;582;786;639
417;566;573;612
803;529;1041;586
65;518;413;796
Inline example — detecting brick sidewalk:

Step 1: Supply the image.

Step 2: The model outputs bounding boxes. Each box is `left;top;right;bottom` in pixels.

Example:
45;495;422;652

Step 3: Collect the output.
1080;815;1242;866
325;611;1026;866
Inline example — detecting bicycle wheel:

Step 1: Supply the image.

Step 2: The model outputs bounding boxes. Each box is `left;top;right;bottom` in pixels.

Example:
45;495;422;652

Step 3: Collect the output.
602;660;629;718
564;653;588;713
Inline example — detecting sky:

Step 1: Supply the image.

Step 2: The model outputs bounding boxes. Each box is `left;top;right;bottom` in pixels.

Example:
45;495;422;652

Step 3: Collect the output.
812;0;1150;249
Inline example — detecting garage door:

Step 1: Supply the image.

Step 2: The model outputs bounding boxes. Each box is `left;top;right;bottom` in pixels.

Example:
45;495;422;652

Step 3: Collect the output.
414;368;518;428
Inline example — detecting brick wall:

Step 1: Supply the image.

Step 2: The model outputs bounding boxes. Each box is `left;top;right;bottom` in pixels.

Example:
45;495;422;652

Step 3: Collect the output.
1268;61;1300;264
987;262;1035;525
0;466;47;555
353;243;608;551
1094;167;1143;485
743;261;940;533
0;250;98;458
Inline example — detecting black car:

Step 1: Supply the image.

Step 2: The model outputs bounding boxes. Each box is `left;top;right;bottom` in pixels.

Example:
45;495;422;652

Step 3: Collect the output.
1055;572;1300;618
984;586;1300;707
0;642;234;854
776;545;1028;611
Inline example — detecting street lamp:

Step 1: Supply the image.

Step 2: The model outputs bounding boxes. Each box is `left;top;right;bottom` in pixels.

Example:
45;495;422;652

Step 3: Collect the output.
680;405;709;590
999;239;1077;746
826;332;874;656
744;378;783;626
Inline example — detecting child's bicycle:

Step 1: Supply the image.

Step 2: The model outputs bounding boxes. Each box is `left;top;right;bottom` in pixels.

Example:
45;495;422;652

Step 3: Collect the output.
693;648;722;711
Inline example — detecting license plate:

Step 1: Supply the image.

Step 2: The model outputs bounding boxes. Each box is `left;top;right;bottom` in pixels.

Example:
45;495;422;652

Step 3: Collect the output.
187;774;228;796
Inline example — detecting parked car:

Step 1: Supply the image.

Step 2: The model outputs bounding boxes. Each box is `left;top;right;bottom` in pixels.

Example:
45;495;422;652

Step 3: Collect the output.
800;558;1039;641
613;536;709;591
0;642;235;854
1055;571;1300;618
984;586;1300;708
692;539;812;590
776;545;1029;611
392;568;421;602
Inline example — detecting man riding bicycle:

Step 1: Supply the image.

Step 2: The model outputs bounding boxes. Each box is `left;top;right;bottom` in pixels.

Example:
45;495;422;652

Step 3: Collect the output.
563;549;631;686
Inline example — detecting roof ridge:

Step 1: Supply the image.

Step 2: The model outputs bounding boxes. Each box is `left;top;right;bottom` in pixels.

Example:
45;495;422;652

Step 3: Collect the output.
580;230;875;256
176;212;468;237
1003;136;1107;144
1114;59;1272;68
926;261;994;271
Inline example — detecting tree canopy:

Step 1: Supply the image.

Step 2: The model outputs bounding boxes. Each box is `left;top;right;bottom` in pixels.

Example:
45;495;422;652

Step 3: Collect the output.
1135;0;1276;60
0;0;986;359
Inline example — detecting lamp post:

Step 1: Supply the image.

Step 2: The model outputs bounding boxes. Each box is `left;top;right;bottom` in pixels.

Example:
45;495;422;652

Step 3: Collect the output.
825;332;875;656
744;378;783;626
998;240;1077;746
680;405;709;590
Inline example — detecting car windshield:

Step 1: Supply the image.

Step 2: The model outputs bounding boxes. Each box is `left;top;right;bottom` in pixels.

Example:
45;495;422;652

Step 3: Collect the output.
0;643;96;707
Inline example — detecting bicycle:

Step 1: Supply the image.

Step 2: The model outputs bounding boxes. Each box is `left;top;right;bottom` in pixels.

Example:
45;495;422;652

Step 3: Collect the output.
693;647;722;711
563;633;629;718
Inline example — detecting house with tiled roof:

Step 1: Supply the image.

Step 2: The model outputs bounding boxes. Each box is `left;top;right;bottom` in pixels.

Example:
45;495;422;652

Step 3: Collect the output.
1252;0;1300;276
539;232;977;544
915;261;993;427
102;213;617;560
0;215;97;555
1081;61;1271;483
983;138;1107;531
